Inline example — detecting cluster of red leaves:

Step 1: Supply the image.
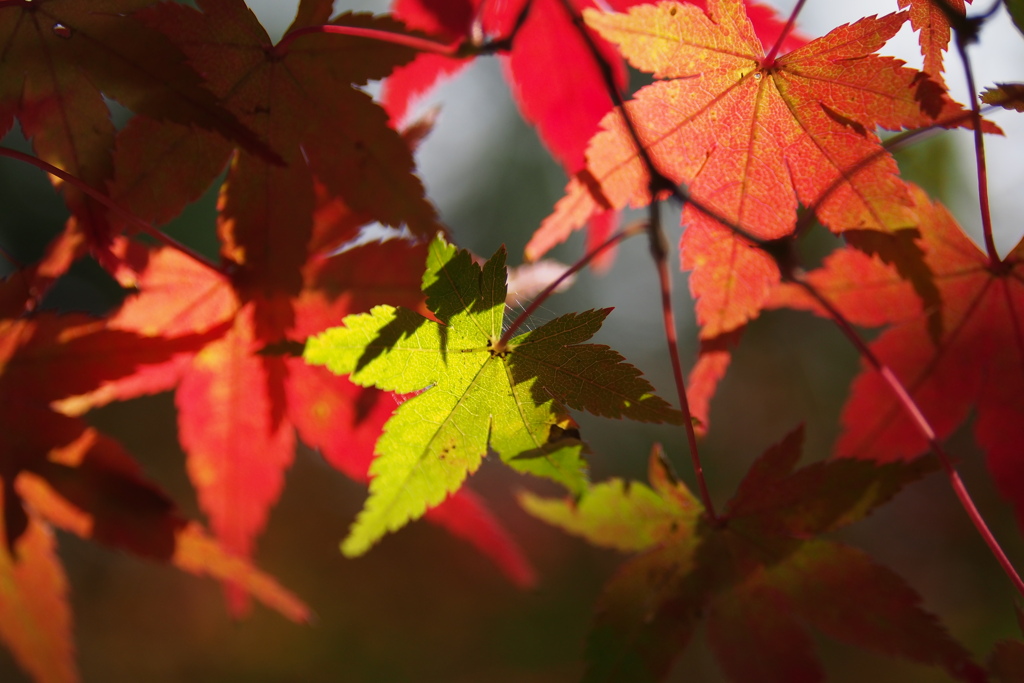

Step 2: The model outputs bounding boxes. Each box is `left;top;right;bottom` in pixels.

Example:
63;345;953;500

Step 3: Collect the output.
1;0;1023;680
0;0;535;680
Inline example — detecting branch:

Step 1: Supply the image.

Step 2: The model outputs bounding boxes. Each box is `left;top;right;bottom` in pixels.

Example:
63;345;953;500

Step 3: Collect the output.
647;199;718;520
558;0;718;518
497;221;643;348
274;4;533;60
0;147;223;274
793;276;1024;598
761;0;806;68
273;24;460;59
953;28;1000;264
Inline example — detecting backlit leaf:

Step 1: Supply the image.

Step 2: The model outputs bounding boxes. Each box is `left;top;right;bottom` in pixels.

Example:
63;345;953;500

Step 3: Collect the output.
0;509;76;683
532;0;982;338
981;83;1024;112
898;0;968;87
305;234;681;556
775;185;1024;533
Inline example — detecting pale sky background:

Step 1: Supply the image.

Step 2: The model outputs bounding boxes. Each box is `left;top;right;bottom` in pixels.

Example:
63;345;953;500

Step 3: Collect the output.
247;0;1024;256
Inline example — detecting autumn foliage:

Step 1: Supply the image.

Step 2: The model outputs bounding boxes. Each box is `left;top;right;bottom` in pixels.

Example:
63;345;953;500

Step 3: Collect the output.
1;0;1024;680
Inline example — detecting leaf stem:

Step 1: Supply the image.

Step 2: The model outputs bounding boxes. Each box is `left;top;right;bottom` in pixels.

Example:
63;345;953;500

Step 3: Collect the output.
648;202;717;520
762;0;806;67
794;276;1024;598
273;12;532;61
953;36;1000;263
274;25;459;58
0;147;223;275
498;222;642;347
558;0;717;515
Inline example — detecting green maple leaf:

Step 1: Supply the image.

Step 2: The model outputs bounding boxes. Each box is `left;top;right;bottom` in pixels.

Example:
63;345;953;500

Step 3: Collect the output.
304;234;682;557
522;428;984;682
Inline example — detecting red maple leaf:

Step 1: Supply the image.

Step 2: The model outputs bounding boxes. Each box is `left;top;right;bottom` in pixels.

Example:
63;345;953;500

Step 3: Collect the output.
0;299;310;682
0;310;215;546
118;0;441;266
531;0;981;339
0;0;277;266
384;0;639;175
769;184;1024;531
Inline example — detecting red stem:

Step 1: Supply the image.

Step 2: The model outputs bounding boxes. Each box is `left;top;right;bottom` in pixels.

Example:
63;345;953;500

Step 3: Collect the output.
498;222;643;348
651;226;717;520
274;25;459;58
762;0;806;67
0;147;223;274
797;278;1024;598
954;38;1000;264
556;0;716;514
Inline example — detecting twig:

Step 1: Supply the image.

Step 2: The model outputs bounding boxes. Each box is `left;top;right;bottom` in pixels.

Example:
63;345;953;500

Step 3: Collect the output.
274;5;533;60
558;0;718;517
795;276;1024;598
953;30;1000;263
273;24;459;59
0;147;223;274
498;221;643;348
762;0;807;67
648;199;717;520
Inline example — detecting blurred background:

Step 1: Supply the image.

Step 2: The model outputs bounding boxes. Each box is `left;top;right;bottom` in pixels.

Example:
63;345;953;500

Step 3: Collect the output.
2;0;1023;681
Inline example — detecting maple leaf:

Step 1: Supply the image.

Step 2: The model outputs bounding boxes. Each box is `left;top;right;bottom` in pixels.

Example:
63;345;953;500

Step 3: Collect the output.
532;0;980;338
384;0;806;269
304;233;682;556
384;0;804;175
382;0;479;127
0;514;75;683
0;433;311;683
0;0;278;262
898;0;969;88
15;446;311;622
0;311;217;547
0;311;309;683
770;184;1024;533
981;83;1024;112
124;0;440;283
522;428;984;682
384;0;646;175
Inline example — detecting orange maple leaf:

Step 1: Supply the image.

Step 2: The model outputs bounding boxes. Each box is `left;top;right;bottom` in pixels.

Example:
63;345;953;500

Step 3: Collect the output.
0;513;75;683
531;0;980;338
899;0;969;87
